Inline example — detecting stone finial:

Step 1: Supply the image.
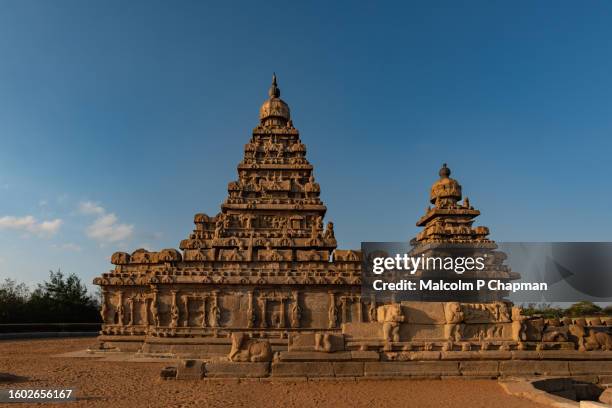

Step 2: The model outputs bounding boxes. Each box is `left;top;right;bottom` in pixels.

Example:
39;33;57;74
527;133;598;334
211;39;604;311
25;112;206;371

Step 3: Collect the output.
268;73;280;98
439;163;451;178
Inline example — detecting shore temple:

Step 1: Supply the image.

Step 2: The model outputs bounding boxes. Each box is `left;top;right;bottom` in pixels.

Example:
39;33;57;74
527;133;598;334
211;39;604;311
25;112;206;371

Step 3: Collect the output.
93;76;611;373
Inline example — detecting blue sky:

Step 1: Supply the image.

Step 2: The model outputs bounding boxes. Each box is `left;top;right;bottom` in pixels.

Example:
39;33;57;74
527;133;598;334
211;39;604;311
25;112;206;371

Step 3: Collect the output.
0;1;611;291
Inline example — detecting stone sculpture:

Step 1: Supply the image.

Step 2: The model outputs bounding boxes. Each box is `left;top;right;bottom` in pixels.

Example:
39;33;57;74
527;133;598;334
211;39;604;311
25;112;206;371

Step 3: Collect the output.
228;332;272;362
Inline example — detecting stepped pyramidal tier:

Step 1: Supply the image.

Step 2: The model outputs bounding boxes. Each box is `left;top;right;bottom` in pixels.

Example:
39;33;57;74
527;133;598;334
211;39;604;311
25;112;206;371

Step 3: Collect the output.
405;163;521;302
94;76;612;374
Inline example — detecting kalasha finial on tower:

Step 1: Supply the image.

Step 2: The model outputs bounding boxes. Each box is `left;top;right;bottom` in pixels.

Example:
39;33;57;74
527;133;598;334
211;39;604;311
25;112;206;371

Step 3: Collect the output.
439;163;451;178
260;73;290;125
268;73;281;98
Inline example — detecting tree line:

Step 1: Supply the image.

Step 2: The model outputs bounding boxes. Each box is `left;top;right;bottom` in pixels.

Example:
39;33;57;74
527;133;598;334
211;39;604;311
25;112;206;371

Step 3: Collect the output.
0;270;101;324
520;301;612;319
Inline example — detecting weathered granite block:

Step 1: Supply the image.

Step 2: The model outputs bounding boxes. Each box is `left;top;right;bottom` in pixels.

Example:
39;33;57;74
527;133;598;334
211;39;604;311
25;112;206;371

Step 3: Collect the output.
349;351;380;361
332;362;364;377
342;322;383;339
459;361;499;377
440;351;480;360
511;350;541;360
278;351;352;361
271;362;334;377
569;361;612;375
205;361;269;378
176;359;204;380
401;301;446;324
399;324;444;341
476;351;512;360
364;361;460;377
408;351;441;361
500;360;570;376
288;333;344;352
541;351;612;360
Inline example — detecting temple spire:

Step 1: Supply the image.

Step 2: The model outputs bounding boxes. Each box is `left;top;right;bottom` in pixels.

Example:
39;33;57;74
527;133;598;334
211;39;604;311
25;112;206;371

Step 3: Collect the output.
268;73;281;98
260;73;290;126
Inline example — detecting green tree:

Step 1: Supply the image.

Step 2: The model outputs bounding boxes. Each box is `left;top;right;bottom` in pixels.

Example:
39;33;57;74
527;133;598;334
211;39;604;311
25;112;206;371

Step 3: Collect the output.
0;279;30;323
564;301;602;317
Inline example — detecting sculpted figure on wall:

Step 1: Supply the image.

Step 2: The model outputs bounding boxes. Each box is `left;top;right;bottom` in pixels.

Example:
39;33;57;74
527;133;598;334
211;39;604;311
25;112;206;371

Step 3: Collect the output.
511;307;527;342
377;303;405;345
290;291;301;328
115;291;125;326
569;322;612;351
100;290;108;323
210;295;220;328
444;302;464;341
127;296;134;326
150;290;160;328
328;292;338;329
323;222;335;240
246;291;255;329
228;333;272;362
170;291;179;329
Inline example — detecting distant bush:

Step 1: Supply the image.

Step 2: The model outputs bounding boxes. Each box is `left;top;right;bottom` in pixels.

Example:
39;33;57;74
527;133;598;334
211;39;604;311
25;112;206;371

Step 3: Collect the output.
564;301;603;317
0;270;100;324
520;301;611;318
520;303;564;318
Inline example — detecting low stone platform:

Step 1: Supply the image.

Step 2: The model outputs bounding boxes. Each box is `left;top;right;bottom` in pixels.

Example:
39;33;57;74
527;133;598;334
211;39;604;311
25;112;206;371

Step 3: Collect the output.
163;350;612;381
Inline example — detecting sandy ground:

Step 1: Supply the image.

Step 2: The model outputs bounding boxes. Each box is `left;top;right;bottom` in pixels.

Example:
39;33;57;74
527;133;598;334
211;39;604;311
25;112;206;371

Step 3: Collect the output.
0;338;549;408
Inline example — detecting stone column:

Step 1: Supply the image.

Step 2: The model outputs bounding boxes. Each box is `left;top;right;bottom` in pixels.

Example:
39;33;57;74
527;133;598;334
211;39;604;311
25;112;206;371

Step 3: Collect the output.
246;291;254;328
143;298;149;326
290;290;301;328
170;290;179;329
151;289;160;327
279;297;286;328
201;297;207;328
259;298;268;328
210;291;220;328
182;296;189;327
328;291;337;329
100;289;108;324
127;296;134;326
116;291;124;326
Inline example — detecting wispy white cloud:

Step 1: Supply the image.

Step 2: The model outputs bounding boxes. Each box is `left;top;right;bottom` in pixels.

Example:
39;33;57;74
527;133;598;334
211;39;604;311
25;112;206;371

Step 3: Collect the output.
52;243;82;252
79;202;133;243
0;215;62;237
78;201;105;215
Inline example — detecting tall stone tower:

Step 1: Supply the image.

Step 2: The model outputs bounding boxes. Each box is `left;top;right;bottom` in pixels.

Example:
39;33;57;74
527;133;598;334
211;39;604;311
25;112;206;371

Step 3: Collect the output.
412;163;491;245
179;74;337;263
408;164;519;301
94;75;363;354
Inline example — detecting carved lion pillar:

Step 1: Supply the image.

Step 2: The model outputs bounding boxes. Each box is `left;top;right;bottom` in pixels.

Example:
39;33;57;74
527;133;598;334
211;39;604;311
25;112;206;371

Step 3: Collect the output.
368;294;377;322
201;297;207;328
259;297;268;328
246;291;254;329
210;291;220;328
143;298;149;326
279;297;286;328
127;296;134;326
116;291;125;326
182;295;189;327
328;291;337;329
150;289;160;327
341;297;348;324
290;290;301;328
170;290;179;329
100;289;108;324
356;295;363;322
